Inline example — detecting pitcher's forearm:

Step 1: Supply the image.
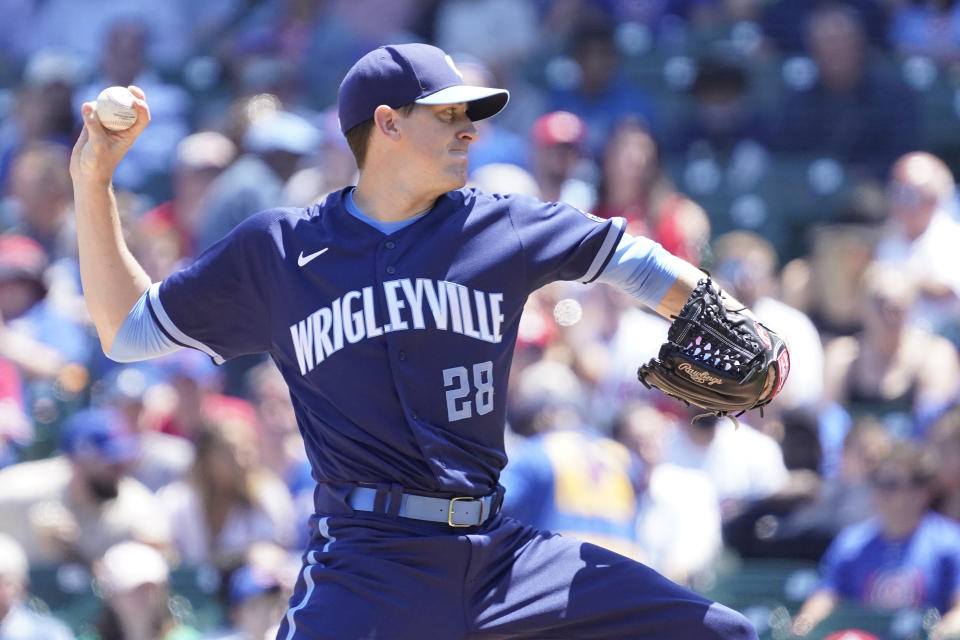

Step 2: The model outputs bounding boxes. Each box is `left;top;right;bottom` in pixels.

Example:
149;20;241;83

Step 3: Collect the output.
655;260;755;320
74;177;151;352
69;86;153;353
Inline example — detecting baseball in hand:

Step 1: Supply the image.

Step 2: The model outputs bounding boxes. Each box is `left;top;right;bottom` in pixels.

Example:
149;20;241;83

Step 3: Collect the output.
95;86;138;131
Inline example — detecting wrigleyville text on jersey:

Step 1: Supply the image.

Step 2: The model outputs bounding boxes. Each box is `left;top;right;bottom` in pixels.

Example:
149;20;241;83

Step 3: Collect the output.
289;277;505;376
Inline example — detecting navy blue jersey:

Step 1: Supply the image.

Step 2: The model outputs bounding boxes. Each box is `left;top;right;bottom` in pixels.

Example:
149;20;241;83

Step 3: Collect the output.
150;187;624;495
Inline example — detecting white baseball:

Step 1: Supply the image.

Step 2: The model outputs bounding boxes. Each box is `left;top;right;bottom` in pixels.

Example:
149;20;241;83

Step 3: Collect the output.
553;298;583;327
95;86;137;131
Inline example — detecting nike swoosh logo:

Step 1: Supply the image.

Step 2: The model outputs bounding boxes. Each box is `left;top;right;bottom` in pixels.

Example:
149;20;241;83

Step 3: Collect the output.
297;248;328;267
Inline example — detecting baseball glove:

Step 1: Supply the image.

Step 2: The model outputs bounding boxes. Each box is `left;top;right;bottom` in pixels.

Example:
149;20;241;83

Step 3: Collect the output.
637;278;790;421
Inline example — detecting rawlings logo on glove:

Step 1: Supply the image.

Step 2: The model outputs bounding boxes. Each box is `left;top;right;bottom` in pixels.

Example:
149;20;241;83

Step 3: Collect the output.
638;278;789;420
677;363;723;385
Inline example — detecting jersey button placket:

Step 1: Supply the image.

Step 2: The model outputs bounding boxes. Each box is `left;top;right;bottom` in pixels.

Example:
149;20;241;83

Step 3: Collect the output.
379;240;404;376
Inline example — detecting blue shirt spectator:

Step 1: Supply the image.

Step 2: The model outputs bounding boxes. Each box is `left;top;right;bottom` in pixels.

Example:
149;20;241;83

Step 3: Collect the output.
501;361;646;560
501;427;646;559
819;512;960;613
775;4;917;180
889;1;960;63
792;444;960;638
547;20;656;157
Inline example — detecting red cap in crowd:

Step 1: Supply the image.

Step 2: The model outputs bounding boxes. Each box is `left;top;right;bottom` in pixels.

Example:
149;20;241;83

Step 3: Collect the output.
531;111;587;148
0;235;47;283
823;631;881;640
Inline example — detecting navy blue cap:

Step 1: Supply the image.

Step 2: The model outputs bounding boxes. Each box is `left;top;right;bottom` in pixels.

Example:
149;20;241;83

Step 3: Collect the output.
59;408;139;463
337;43;509;133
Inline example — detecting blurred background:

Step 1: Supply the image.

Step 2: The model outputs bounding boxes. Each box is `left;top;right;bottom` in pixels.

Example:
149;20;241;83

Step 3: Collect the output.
1;1;960;639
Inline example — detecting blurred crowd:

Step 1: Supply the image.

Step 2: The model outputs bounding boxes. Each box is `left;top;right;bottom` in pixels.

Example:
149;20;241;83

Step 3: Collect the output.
2;0;960;639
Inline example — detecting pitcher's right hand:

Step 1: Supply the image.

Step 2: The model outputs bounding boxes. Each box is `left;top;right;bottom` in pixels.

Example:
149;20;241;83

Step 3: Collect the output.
70;85;151;186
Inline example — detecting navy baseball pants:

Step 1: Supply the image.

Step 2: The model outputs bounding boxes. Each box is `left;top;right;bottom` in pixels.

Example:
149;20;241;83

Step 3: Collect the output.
274;511;756;639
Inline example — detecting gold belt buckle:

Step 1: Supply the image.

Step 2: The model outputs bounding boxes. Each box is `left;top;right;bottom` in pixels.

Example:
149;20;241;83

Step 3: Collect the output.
448;496;483;527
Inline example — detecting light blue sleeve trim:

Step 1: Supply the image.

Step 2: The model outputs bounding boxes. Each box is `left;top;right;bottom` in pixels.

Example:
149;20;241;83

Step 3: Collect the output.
147;282;225;364
580;216;626;283
595;232;684;308
107;287;183;362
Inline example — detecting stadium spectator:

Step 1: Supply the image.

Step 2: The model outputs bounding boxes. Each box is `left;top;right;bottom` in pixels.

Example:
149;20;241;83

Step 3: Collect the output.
593;118;710;265
75;18;192;194
822;262;960;438
529;111;596;211
0;408;170;565
0;49;80;190
225;0;328;105
196;108;321;253
245;360;303;483
783;416;888;555
711;231;824;411
666;411;789;520
547;19;656;156
239;0;426;108
500;360;647;560
204;559;294;640
615;402;722;586
722;411;887;562
434;0;538;74
776;3;917;180
790;443;960;638
0;235;93;382
791;219;881;337
761;0;889;54
95;363;194;492
0;356;29;469
146;350;256;442
0;142;87;350
875;151;960;342
158;418;295;569
6;0;192;72
673;55;772;160
928;403;960;523
594;289;672;419
315;108;362;195
91;541;200;640
459;59;529;172
469;163;541;199
137;132;237;278
1;142;76;262
888;0;960;63
0;533;75;640
278;109;361;208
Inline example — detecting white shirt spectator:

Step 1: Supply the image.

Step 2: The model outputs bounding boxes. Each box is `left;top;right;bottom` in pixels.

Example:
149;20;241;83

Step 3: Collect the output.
875;205;960;335
0;456;170;565
0;602;75;640
667;420;789;504
158;476;296;566
636;463;722;585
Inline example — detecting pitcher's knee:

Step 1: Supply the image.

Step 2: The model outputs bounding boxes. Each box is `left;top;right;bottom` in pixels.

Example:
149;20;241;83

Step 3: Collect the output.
703;602;759;640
